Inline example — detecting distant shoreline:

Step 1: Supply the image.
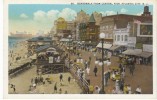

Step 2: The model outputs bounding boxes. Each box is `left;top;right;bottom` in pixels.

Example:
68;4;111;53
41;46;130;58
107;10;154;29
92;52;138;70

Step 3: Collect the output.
8;36;32;40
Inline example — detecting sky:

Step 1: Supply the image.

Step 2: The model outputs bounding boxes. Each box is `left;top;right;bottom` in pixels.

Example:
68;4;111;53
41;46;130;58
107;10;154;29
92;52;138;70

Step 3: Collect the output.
9;4;153;35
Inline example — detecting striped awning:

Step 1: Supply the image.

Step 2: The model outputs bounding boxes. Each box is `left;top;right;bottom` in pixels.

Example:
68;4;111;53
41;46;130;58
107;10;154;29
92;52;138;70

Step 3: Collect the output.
122;49;142;56
137;51;152;58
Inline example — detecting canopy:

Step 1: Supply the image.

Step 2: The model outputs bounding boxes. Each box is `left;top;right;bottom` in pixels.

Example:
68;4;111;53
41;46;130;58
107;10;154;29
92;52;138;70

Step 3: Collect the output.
96;43;112;49
122;49;142;56
47;47;56;51
109;45;122;51
38;52;46;55
137;51;152;58
36;44;51;53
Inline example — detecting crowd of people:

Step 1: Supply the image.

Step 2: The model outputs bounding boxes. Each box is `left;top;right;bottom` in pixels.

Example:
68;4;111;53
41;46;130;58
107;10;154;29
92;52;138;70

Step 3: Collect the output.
9;83;16;93
28;73;74;94
57;41;144;94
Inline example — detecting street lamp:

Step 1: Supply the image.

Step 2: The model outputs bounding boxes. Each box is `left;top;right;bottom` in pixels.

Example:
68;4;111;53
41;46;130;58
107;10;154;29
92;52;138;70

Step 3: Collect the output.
68;35;72;69
94;33;111;94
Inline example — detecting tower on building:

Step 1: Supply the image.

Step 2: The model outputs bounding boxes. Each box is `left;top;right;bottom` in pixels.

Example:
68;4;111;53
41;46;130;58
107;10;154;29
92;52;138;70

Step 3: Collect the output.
142;6;151;17
88;13;96;25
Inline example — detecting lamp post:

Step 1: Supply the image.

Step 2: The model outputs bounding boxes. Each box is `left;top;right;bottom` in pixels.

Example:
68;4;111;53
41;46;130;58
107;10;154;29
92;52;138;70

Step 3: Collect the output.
95;33;111;94
99;33;105;93
68;35;72;69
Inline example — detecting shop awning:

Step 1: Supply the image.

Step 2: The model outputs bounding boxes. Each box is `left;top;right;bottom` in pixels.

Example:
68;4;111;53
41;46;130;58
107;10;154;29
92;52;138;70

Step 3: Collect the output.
109;45;122;51
96;43;112;49
122;49;142;56
137;51;152;58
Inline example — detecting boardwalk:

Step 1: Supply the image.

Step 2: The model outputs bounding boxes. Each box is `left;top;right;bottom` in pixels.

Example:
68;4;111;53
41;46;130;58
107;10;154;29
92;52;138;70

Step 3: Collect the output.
61;44;153;94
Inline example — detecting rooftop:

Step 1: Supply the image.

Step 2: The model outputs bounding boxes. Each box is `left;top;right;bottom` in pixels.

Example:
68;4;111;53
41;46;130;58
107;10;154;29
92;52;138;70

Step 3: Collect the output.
89;13;96;23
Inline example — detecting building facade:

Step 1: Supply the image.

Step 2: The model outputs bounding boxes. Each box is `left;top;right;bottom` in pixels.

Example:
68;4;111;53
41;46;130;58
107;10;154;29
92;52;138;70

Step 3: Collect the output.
113;22;130;46
100;6;152;44
79;13;100;41
86;14;100;41
56;17;67;31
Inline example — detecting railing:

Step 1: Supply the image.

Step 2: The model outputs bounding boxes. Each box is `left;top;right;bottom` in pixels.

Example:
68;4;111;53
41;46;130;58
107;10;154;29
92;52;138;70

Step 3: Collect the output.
9;62;32;78
69;64;89;93
36;59;65;65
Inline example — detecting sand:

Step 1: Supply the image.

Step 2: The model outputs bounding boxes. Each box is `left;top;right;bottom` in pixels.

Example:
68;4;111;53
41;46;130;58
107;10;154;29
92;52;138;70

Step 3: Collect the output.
8;41;30;70
8;40;83;94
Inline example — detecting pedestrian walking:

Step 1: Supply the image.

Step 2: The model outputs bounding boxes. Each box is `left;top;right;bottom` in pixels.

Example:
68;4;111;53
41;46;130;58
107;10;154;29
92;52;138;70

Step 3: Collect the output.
135;85;141;94
93;66;98;77
95;86;101;94
59;88;62;94
35;77;38;85
127;84;132;94
86;67;90;75
59;73;63;82
68;76;71;83
89;56;91;62
64;90;68;94
54;82;57;93
123;84;128;94
13;85;16;93
115;80;120;92
119;79;124;91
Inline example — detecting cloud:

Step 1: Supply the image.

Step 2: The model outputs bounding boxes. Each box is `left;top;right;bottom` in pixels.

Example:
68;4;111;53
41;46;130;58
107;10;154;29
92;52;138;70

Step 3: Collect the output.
33;8;77;24
100;11;116;16
136;11;143;16
20;13;28;19
58;8;77;21
33;10;47;22
47;10;59;21
120;8;128;13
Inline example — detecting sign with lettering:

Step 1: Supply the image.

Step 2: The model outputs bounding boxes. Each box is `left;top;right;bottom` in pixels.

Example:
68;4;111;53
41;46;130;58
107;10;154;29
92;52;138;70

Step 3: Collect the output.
128;37;136;47
143;44;152;52
49;57;53;63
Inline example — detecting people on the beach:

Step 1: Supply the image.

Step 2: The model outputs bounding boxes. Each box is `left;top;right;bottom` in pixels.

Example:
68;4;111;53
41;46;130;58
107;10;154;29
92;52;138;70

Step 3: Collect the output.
13;85;16;93
54;82;57;93
59;88;62;94
60;73;63;82
68;76;71;83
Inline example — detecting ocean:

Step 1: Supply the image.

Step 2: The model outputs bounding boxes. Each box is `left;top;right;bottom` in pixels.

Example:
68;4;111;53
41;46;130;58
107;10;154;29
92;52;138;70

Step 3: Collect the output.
8;37;29;49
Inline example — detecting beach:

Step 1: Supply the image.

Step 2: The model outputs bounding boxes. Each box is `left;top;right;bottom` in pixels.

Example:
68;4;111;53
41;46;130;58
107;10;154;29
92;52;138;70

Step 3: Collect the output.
8;38;83;94
8;40;30;70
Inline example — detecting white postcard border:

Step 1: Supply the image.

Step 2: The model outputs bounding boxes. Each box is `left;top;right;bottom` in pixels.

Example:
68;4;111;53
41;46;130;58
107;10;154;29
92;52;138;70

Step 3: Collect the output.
3;0;157;99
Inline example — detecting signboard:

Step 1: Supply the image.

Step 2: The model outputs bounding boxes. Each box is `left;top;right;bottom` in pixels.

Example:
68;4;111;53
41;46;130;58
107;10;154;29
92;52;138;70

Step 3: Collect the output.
128;37;136;47
137;23;152;37
143;44;152;52
140;25;152;35
49;57;53;63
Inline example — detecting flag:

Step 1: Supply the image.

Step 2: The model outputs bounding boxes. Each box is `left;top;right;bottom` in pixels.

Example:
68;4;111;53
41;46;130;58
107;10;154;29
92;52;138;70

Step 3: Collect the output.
134;19;141;24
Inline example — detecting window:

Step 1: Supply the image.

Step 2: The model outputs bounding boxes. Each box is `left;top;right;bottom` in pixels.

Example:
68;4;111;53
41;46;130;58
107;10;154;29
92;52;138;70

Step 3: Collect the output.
121;35;123;41
117;35;120;41
125;35;128;41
